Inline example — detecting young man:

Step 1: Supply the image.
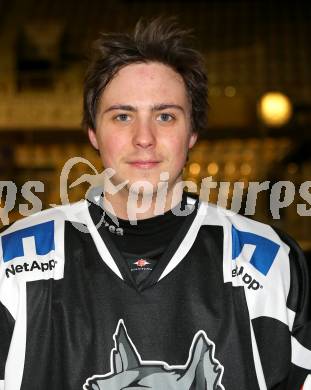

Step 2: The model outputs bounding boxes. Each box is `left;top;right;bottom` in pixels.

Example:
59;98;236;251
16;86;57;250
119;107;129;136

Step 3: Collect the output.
0;18;310;390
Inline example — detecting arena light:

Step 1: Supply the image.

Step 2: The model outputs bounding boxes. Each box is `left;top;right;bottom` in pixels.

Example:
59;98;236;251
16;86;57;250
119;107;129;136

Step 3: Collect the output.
189;162;201;176
257;92;293;127
207;162;219;176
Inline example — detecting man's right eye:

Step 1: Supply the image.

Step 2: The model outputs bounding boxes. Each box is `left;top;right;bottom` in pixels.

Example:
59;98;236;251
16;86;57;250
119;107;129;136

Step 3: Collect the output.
115;114;130;122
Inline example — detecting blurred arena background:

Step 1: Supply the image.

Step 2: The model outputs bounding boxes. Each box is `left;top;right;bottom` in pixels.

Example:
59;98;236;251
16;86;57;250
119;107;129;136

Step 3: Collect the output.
0;0;310;256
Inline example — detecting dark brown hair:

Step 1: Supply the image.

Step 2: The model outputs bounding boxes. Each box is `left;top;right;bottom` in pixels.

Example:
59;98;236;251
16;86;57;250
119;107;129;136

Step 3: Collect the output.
82;17;208;136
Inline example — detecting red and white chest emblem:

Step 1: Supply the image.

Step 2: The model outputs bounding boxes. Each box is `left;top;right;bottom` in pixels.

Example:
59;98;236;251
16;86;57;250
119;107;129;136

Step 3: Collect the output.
134;259;150;267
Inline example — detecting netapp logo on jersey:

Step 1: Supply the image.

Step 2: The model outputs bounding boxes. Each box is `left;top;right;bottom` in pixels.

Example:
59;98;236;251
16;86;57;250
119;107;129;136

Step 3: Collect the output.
232;226;280;276
232;265;263;290
5;259;57;278
1;221;55;262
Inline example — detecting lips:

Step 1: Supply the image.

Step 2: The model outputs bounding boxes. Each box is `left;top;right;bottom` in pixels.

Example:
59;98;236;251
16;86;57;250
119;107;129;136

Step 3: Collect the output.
128;160;160;169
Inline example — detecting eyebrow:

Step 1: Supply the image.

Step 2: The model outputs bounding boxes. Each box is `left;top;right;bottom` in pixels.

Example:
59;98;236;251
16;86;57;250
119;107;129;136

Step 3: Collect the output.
102;103;185;114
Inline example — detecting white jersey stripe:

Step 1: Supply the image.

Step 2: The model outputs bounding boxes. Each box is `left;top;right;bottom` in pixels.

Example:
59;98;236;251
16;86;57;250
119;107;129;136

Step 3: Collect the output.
249;320;267;390
291;336;311;370
158;201;207;281
84;202;124;280
5;282;27;390
303;374;311;390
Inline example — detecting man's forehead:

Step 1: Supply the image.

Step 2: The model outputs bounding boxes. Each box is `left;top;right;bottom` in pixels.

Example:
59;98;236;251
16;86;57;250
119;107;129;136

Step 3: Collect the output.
103;63;185;93
99;63;189;110
114;61;184;81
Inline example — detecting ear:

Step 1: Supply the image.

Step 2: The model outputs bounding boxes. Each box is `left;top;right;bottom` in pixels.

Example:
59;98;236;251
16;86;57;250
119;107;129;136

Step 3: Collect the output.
112;322;140;374
88;128;99;150
188;131;198;149
180;332;223;389
180;334;209;387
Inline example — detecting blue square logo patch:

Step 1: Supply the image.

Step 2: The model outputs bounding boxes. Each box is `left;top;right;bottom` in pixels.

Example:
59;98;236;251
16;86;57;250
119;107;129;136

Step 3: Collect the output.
1;221;55;262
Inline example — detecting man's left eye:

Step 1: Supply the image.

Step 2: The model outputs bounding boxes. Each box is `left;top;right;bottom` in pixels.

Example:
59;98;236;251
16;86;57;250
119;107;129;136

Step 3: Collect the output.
157;113;174;122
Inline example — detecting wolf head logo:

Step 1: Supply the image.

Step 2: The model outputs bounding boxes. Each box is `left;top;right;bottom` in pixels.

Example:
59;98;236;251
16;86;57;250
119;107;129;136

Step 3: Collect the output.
84;320;224;389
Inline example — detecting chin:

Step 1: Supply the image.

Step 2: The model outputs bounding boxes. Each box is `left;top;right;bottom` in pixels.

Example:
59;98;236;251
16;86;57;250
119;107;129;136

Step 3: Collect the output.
126;179;159;198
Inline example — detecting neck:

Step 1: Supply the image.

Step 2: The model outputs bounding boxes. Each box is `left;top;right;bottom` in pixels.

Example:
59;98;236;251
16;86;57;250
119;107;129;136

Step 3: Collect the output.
102;182;184;221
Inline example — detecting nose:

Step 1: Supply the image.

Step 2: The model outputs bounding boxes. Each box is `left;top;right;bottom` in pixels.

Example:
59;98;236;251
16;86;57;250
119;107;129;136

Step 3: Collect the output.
132;118;156;149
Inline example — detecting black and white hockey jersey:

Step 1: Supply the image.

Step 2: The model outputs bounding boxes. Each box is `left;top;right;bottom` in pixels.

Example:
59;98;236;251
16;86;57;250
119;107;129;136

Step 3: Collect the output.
0;193;310;390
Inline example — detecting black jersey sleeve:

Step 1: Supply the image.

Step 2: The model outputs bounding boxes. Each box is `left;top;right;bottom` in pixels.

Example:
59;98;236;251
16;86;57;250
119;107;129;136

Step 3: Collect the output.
276;229;311;389
0;301;14;380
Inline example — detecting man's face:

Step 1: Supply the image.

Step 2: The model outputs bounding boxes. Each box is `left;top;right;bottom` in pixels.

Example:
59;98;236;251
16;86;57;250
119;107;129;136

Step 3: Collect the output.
88;62;197;197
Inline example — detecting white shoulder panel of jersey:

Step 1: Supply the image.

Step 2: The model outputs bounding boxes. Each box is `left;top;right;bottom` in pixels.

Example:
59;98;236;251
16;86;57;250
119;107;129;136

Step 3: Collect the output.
199;201;293;329
0;201;87;320
0;201;92;390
